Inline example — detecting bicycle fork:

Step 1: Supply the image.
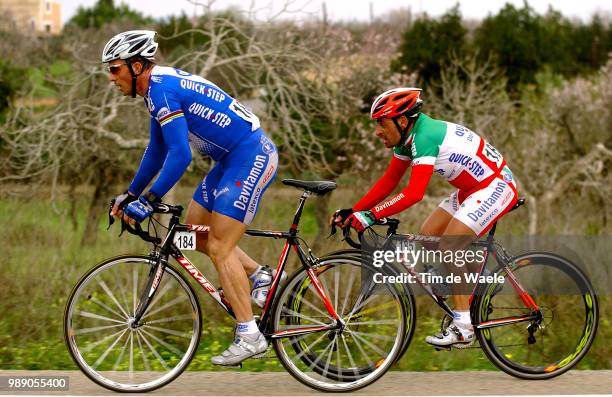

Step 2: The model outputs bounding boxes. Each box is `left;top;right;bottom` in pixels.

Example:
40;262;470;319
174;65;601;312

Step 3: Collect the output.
132;255;167;326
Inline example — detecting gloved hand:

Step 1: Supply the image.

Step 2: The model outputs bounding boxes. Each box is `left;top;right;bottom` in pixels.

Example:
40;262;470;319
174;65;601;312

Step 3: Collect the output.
110;191;137;218
346;210;377;233
123;193;157;224
329;208;354;226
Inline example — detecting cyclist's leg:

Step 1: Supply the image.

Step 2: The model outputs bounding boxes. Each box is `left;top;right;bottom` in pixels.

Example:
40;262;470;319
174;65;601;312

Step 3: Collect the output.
442;176;517;310
185;199;260;275
206;137;277;319
206;212;252;321
189;166;261;275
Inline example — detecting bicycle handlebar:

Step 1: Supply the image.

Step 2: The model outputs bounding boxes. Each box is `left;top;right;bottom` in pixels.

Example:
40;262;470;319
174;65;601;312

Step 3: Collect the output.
108;199;184;245
332;218;400;249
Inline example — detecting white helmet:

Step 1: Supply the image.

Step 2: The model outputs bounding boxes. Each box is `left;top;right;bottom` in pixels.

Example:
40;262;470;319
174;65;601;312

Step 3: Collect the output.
102;30;158;63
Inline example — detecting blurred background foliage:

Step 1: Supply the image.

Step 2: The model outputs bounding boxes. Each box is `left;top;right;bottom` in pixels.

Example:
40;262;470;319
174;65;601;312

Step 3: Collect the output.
0;0;610;371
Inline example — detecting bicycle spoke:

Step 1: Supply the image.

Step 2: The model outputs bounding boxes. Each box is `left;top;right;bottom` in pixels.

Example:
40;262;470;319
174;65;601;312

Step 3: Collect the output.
78;310;127;324
92;329;128;370
139;328;185;356
340;269;357;317
321;338;337;379
144;314;194;325
145;280;174;317
351;329;374;364
305;336;336;372
280;306;328;327
350;331;388;357
113;330;132;370
90;297;127;321
98;280;130;318
74;323;129;335
340;334;359;375
333;269;340;314
113;269;131;316
344;293;378;323
132;267;138;314
135;330;151;372
80;328;127;354
143;324;192;338
129;331;134;376
297;288;335;321
346;319;398;326
137;329;170;371
140;295;188;320
349;330;395;342
289;330;329;364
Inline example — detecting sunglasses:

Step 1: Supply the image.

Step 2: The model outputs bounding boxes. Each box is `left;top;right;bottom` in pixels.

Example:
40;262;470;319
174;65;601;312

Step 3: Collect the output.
107;63;127;75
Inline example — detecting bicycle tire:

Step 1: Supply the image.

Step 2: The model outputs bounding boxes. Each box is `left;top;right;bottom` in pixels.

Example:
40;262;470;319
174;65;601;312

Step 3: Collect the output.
270;255;408;392
64;255;202;392
473;252;598;379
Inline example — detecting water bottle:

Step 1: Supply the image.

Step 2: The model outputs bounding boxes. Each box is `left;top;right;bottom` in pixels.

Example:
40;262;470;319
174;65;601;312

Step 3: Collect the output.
251;267;273;308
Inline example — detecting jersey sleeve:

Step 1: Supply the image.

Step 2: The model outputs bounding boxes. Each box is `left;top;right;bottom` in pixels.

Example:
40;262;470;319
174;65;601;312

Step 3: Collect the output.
146;87;192;198
128;117;168;196
352;156;411;211
370;164;434;219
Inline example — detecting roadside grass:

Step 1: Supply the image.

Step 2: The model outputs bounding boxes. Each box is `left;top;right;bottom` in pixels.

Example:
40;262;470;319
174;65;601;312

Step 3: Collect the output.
0;185;609;372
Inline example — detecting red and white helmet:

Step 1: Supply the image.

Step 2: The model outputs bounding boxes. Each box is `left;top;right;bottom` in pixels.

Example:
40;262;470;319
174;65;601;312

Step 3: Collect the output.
370;87;423;119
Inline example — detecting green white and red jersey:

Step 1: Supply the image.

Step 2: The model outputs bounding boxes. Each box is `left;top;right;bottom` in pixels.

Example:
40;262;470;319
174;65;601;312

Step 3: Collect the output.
353;113;518;236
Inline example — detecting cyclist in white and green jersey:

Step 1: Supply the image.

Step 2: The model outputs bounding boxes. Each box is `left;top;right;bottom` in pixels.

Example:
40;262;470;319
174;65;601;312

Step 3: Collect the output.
331;87;518;348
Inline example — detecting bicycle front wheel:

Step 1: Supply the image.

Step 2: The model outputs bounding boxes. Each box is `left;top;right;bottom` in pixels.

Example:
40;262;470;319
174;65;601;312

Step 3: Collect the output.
64;255;202;392
474;252;598;379
271;256;407;392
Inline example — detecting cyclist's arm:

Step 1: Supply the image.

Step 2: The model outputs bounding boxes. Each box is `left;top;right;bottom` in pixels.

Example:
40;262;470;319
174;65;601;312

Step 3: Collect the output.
127;118;168;196
369;131;440;219
147;96;192;198
370;164;434;219
352;156;411;211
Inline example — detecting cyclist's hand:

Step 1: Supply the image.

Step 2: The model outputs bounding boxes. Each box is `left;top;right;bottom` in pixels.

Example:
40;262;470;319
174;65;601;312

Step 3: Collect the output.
346;210;376;233
110;191;137;218
330;208;354;227
123;193;157;225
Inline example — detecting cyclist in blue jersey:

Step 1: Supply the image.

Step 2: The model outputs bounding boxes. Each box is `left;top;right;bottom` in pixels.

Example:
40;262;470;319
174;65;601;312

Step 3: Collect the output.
103;30;281;365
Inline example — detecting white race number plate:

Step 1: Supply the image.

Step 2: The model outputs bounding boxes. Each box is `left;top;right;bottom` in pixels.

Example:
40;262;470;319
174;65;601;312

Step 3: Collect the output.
173;231;197;250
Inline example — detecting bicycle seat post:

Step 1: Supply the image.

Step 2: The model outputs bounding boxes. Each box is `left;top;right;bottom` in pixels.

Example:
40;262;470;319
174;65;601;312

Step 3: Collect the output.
290;190;311;236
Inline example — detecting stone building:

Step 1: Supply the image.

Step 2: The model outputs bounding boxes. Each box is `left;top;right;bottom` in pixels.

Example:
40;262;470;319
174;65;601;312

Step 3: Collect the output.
0;0;62;35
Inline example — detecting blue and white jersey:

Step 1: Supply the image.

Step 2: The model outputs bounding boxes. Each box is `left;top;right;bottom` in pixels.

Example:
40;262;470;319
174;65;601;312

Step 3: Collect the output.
128;66;262;198
146;66;260;160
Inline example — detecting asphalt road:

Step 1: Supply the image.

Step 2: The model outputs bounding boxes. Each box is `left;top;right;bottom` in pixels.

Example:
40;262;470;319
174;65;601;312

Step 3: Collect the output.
1;370;611;395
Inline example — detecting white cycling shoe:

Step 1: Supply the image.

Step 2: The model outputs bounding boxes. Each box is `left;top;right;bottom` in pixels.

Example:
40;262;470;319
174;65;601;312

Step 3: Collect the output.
425;322;475;349
211;333;268;366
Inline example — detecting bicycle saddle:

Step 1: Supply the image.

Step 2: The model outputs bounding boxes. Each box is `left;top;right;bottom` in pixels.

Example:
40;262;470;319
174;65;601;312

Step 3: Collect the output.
282;179;337;195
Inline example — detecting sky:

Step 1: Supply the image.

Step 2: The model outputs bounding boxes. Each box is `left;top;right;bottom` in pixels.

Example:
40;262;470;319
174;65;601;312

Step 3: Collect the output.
60;0;611;23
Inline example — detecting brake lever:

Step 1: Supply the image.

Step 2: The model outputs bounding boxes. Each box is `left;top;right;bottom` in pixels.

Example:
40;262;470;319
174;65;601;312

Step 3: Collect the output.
107;198;116;230
328;222;337;238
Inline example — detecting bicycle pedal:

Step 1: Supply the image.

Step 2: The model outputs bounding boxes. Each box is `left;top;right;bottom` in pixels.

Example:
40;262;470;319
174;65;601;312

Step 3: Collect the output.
218;363;243;369
434;345;452;352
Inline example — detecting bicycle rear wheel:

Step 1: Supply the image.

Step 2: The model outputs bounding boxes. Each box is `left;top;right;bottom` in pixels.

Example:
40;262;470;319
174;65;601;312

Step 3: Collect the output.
271;256;408;392
473;252;598;379
64;255;201;392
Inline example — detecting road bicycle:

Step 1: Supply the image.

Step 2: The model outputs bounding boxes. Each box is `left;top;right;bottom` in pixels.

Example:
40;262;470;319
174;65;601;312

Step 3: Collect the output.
336;198;599;379
64;179;409;393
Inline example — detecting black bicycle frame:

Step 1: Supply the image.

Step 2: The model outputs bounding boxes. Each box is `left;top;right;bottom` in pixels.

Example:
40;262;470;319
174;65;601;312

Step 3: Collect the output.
387;222;541;329
131;190;343;337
